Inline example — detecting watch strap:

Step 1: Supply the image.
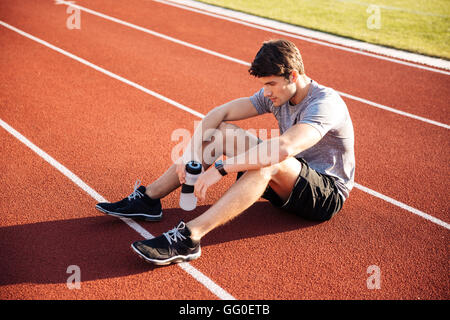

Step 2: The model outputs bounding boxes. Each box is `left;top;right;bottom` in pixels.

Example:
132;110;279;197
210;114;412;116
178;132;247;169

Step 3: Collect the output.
215;161;228;176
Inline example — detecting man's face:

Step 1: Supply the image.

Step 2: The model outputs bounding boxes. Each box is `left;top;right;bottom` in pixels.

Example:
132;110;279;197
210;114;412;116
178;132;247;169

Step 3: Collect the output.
258;75;296;107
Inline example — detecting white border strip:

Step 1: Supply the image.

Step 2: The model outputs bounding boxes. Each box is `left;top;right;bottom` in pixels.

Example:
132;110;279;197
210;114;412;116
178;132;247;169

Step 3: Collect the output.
0;118;235;300
53;1;449;129
157;0;450;73
1;21;448;231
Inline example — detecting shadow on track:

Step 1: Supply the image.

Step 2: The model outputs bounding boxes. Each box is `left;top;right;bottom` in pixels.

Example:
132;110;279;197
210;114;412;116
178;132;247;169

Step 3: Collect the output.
0;201;322;286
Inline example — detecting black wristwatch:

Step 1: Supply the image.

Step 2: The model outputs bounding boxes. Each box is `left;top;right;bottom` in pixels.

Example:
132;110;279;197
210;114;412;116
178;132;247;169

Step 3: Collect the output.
214;160;228;176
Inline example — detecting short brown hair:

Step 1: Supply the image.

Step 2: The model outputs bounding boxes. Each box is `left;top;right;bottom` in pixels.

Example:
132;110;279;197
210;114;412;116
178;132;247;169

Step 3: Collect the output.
248;39;305;79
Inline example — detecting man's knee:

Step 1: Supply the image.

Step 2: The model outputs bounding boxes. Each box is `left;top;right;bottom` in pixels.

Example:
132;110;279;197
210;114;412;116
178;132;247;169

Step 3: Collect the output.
259;163;281;180
236;163;281;185
267;158;302;196
217;121;233;131
218;121;242;140
209;122;236;149
218;122;259;157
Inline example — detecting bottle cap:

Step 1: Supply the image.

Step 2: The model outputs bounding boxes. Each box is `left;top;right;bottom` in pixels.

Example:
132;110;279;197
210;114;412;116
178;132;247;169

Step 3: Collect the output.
185;161;202;174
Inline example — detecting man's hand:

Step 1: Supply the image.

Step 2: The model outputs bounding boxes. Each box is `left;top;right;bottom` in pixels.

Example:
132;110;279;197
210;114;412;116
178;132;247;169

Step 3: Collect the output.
194;167;222;202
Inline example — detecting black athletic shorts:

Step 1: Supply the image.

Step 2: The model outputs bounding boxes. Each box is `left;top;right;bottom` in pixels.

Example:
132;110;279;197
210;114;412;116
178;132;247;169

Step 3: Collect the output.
236;158;343;221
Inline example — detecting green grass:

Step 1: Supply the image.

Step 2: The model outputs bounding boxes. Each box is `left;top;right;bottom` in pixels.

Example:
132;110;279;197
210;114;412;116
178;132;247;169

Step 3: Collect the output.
197;0;450;60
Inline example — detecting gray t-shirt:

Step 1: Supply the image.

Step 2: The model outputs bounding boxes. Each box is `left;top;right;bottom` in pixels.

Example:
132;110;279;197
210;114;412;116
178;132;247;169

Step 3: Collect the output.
250;80;355;200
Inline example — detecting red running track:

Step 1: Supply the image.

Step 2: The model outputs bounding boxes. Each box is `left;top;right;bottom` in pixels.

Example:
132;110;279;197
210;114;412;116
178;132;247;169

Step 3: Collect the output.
0;0;448;300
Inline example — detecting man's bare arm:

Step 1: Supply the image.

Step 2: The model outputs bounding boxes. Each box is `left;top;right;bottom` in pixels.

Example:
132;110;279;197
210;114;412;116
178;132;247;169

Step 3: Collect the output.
176;98;258;183
182;98;258;161
222;123;322;173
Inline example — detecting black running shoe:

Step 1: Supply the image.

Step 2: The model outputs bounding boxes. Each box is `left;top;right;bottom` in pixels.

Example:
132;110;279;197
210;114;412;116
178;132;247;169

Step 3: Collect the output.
131;221;201;265
96;180;162;221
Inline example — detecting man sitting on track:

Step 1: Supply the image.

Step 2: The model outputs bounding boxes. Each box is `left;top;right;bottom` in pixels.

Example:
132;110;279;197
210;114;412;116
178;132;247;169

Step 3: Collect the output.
96;39;355;265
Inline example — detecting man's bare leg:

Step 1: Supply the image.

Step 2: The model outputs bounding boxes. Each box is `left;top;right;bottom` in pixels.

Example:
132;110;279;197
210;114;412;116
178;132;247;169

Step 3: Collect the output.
145;163;180;200
145;122;260;200
144;121;302;242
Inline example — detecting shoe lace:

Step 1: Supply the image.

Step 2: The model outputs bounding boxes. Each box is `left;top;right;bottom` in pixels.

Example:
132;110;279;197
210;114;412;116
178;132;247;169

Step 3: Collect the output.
163;222;187;245
128;179;144;200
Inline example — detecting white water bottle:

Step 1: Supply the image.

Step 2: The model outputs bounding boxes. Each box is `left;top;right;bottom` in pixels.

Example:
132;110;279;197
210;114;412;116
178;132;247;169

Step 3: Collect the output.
179;161;202;211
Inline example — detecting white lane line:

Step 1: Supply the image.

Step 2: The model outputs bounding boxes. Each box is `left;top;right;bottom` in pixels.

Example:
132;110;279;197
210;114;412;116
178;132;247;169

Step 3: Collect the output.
55;0;249;67
355;183;450;230
0;22;204;120
1;22;447;231
0;118;235;300
156;0;450;73
54;1;450;129
338;92;449;129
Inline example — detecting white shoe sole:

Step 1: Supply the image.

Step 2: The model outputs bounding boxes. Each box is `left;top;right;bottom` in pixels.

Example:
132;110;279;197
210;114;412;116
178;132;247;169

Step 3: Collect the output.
131;243;201;266
95;204;163;221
